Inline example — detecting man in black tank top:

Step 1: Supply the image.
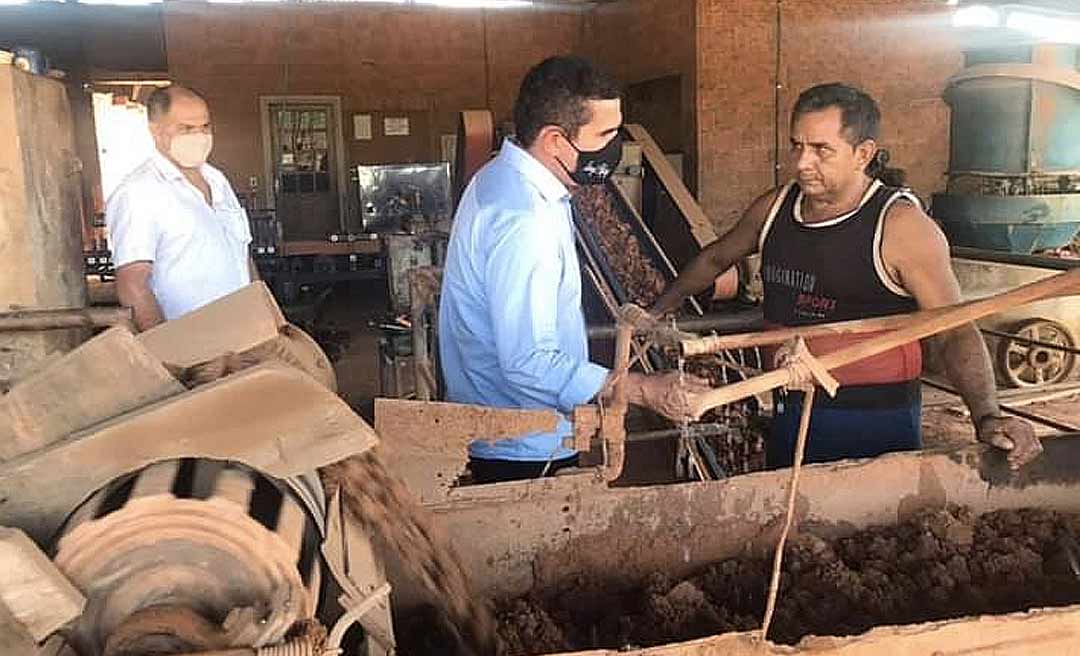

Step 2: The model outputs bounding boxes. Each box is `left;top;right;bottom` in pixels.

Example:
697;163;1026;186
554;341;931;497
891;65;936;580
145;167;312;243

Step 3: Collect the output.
652;83;1041;471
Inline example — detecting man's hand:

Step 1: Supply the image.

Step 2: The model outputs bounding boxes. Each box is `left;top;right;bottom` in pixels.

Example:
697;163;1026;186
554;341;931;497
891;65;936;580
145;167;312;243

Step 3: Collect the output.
773;337;814;391
619;303;659;331
977;413;1042;470
625;371;712;422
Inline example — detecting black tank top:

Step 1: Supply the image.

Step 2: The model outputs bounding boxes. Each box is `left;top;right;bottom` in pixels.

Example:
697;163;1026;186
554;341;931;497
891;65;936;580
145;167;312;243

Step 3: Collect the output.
761;179;918;327
759;180;924;399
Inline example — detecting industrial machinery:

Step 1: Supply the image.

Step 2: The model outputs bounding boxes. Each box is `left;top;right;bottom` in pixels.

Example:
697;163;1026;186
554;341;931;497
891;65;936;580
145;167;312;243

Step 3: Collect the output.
353;163;453;399
0;284;395;655
933;41;1080;253
355;163;452;236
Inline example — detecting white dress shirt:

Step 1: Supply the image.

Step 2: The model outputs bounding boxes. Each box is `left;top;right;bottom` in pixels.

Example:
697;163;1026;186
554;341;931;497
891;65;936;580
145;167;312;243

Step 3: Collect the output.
106;151;252;320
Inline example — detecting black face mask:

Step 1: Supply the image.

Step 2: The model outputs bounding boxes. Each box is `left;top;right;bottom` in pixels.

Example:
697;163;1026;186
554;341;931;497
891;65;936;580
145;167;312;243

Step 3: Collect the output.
557;130;624;186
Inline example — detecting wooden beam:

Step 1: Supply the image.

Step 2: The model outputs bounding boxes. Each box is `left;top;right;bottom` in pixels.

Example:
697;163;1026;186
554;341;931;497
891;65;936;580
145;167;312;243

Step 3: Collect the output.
625;124;717;248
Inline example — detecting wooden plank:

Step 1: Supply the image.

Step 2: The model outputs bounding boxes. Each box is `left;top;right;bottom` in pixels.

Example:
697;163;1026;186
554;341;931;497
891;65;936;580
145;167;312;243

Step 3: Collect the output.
0;363;378;543
0;527;85;642
0;327;184;463
374;399;559;455
138;282;285;368
625;124;717;248
689;268;1080;417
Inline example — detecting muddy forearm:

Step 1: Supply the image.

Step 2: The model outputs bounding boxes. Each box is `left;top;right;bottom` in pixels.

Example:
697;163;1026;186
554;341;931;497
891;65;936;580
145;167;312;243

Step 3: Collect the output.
939;323;999;425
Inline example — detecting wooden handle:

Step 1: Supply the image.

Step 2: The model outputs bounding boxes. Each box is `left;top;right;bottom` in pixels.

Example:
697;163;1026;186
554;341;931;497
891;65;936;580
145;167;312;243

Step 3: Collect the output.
680;306;955;355
689;268;1080;417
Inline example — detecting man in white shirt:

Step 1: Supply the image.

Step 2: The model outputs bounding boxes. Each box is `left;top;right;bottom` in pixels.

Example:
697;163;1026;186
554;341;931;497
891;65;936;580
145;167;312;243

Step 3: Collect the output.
106;86;256;331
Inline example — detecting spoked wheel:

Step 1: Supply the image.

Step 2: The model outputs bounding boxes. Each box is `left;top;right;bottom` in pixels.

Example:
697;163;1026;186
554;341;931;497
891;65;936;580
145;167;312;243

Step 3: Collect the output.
996;318;1077;388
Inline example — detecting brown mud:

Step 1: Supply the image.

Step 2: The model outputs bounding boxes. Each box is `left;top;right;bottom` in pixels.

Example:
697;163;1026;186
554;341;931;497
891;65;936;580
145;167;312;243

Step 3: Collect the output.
490;506;1080;654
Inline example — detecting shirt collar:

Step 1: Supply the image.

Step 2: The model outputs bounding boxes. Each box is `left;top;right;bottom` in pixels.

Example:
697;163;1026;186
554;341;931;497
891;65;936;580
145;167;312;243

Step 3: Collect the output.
497;138;571;203
151;149;211;184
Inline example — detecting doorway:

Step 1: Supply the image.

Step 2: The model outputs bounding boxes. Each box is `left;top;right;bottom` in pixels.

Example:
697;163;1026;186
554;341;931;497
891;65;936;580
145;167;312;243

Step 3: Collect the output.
259;96;348;240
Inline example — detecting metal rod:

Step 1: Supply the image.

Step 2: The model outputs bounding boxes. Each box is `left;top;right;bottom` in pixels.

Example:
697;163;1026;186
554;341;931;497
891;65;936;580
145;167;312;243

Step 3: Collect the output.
0;307;133;332
921;378;1080;433
952;247;1080;271
587;309;764;339
626;422;732;443
980;327;1080;356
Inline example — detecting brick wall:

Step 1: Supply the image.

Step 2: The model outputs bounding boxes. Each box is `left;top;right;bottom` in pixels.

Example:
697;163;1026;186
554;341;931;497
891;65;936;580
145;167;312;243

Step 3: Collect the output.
584;0;698;191
696;0;963;234
163;2;583;192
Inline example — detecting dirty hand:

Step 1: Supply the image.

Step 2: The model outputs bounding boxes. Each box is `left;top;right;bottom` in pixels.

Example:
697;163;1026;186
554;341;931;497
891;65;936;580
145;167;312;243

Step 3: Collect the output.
619;303;660;330
976;413;1042;470
773;337;816;392
629;371;712;422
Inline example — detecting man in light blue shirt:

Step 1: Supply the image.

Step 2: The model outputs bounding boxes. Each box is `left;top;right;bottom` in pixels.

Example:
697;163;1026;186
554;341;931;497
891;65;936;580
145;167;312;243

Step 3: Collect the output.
439;57;704;484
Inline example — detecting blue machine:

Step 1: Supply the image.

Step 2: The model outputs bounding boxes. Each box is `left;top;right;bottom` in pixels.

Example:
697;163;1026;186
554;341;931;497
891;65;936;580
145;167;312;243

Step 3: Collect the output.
933;41;1080;253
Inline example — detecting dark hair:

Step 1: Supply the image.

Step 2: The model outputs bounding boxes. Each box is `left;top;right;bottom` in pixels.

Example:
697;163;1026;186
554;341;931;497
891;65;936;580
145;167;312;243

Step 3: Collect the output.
512;56;621;149
792;83;905;186
146;85;206;122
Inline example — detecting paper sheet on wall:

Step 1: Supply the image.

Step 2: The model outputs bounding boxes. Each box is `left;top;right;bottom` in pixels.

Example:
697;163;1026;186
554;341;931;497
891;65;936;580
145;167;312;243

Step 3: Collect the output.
353;114;372;141
384;117;410;137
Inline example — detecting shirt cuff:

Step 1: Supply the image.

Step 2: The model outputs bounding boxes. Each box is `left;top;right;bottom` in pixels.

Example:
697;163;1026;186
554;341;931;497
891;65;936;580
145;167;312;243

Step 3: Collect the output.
557;362;610;413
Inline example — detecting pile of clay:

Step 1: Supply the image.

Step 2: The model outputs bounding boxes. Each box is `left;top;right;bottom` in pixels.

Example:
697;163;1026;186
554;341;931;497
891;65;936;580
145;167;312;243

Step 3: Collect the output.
493;506;1080;654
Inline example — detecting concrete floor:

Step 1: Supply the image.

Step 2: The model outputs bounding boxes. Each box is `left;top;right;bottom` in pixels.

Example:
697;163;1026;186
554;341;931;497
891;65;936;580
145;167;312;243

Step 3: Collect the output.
302;281;389;423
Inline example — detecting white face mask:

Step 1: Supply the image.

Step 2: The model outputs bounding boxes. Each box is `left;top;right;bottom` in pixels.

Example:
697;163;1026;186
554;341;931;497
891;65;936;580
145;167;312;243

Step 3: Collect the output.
169;132;213;169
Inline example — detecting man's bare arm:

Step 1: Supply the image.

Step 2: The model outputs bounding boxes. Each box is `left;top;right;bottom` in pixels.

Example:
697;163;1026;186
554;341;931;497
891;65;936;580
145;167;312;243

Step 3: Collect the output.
248;256;260;282
881;201;1041;469
651;187;782;316
115;262;165;332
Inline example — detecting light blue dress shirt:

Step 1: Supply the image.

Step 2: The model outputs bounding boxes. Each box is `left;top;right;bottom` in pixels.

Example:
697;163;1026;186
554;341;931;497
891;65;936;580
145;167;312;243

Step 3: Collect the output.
439;139;610;461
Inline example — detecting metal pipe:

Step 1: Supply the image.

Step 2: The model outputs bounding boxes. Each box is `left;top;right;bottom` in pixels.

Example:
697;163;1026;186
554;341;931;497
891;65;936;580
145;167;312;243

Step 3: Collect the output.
952;247;1080;271
0;306;133;332
587;309;763;339
980;327;1080;356
921;378;1080;433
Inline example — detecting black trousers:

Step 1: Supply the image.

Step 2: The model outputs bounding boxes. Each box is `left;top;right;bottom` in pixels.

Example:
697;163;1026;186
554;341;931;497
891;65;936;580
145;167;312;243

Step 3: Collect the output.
468;454;579;484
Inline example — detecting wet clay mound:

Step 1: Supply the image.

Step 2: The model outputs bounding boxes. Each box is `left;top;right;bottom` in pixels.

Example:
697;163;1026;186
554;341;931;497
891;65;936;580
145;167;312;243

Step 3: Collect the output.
495;506;1080;654
572;185;667;308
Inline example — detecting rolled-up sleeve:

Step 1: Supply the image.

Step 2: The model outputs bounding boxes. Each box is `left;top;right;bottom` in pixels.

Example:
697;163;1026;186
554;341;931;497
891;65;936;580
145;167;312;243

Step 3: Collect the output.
484;213;609;414
106;186;158;267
